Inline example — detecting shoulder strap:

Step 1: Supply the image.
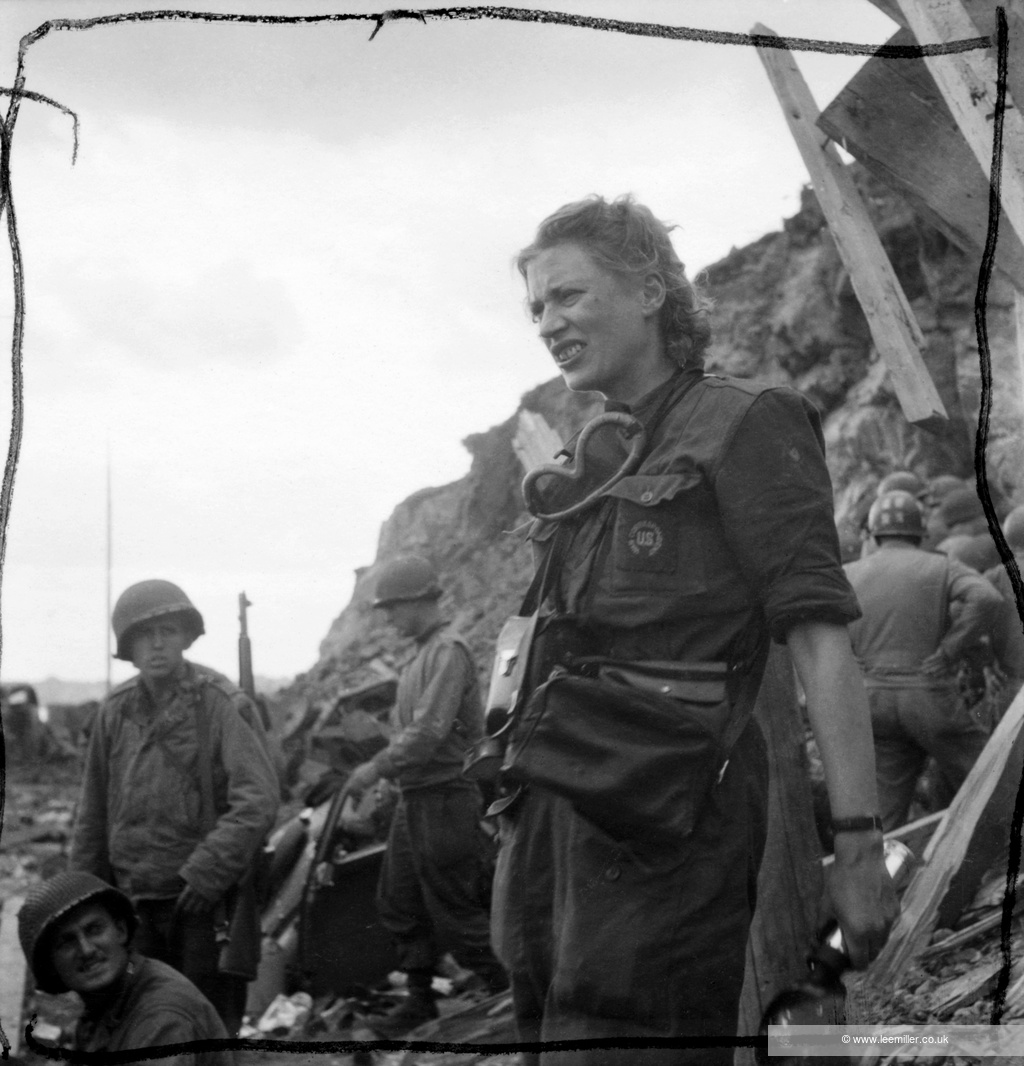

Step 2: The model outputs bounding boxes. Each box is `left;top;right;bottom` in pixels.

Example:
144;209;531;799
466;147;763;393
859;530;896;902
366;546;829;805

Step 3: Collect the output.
521;369;705;618
190;683;218;836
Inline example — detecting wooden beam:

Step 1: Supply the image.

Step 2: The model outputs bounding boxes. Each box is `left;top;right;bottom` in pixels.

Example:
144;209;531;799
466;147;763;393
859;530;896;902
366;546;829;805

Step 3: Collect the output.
0;896;26;1059
512;410;563;473
920;905;1019;957
868;0;1008;33
929;957;1003;1015
818;30;1024;286
753;26;947;430
868;682;1024;985
895;0;1024;266
867;0;910;27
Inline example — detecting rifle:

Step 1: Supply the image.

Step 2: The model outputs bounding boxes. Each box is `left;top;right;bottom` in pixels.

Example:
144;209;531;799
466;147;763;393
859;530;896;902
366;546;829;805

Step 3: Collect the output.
238;592;256;702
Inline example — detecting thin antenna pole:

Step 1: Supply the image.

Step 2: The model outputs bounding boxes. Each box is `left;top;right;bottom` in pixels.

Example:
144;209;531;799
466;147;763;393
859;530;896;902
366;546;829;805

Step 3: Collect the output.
105;445;111;693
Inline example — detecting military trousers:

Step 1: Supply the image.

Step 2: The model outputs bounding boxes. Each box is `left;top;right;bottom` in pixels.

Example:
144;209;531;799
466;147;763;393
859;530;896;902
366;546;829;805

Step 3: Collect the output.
491;720;768;1065
868;683;991;831
133;898;248;1037
376;781;503;984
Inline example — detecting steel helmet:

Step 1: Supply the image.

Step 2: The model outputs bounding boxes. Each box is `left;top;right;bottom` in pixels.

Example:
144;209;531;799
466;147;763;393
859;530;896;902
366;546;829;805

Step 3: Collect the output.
868;490;925;540
18;871;137;993
877;470;925;498
111;579;205;661
937;486;984;528
924;475;968;508
372;556;442;608
1004;506;1024;552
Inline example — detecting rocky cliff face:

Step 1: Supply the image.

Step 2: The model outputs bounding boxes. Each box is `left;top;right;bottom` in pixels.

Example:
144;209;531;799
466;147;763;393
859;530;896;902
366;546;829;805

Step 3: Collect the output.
282;165;1021;717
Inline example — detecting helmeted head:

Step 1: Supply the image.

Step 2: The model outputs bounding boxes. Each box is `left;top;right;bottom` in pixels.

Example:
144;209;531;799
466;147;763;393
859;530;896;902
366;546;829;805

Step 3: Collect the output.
868;491;925;542
516;194;712;370
1003;506;1024;553
111;579;204;662
937;487;984;530
18;871;137;994
877;470;925;498
924;475;968;509
372;556;443;640
372;556;442;608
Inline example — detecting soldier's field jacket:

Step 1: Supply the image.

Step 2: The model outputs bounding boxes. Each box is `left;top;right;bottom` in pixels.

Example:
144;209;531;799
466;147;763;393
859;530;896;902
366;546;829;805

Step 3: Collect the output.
70;661;278;903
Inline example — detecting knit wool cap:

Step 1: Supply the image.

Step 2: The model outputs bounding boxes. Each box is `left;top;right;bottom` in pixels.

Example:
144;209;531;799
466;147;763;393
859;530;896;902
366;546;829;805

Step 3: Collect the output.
937;487;984;527
18;871;137;993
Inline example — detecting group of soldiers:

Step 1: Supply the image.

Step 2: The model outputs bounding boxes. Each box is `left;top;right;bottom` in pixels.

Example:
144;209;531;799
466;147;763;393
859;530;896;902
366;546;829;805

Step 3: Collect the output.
844;471;1024;834
18;563;506;1058
17;194;1021;1065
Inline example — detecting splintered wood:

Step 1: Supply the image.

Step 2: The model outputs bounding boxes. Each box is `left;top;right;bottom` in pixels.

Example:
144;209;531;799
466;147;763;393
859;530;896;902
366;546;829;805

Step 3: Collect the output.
753;24;947;431
512;410;563;473
893;0;1024;260
820;4;1024;288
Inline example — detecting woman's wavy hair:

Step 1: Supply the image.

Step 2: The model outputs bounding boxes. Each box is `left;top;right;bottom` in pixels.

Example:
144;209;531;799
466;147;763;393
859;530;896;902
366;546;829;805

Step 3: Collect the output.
515;194;712;366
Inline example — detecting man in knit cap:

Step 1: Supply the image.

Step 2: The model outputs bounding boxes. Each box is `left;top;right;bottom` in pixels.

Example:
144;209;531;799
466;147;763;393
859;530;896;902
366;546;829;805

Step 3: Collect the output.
18;871;233;1063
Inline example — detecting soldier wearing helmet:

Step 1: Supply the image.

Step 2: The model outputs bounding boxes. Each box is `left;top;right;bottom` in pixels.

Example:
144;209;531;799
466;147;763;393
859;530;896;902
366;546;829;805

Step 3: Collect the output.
934;486;1002;572
18;871;231;1063
984;505;1024;700
844;492;1003;829
69;579;279;1037
343;555;507;1036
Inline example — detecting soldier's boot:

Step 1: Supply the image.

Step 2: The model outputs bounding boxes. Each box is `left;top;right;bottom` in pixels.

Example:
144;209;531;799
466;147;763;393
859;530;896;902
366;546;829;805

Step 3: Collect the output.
368;970;438;1037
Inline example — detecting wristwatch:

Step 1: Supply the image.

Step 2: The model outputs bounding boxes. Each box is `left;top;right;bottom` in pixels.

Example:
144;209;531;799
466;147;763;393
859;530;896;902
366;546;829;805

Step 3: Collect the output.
831;814;883;834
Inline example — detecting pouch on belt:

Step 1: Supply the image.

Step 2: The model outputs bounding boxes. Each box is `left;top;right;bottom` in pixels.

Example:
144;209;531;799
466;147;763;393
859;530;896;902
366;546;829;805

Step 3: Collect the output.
502;659;745;845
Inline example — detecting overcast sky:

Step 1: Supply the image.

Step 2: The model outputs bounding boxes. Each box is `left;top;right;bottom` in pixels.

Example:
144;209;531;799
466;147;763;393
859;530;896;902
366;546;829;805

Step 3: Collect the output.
0;0;899;688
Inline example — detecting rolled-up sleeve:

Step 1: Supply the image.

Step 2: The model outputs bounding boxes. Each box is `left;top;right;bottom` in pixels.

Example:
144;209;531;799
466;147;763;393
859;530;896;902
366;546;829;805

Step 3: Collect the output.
712;388;861;642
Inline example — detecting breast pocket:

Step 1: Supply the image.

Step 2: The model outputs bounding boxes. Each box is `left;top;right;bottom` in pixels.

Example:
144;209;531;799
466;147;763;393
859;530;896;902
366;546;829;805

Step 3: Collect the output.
605;472;708;595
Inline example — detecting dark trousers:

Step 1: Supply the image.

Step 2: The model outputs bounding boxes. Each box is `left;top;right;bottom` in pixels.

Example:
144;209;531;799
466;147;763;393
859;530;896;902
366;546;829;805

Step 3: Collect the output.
868;683;991;831
492;721;769;1065
133;898;248;1037
377;782;503;985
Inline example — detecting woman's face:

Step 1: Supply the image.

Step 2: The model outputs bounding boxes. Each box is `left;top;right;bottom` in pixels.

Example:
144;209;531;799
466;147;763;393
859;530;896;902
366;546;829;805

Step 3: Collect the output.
524;242;667;403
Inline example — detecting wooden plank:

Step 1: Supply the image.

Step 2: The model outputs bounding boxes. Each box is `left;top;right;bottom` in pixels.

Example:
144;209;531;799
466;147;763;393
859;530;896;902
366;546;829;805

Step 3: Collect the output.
933;704;1024;930
818;26;1024;287
0;896;26;1059
736;646;824;1063
867;0;909;26
868;683;1024;985
868;0;1005;33
754;25;947;430
871;1;1024;111
895;0;1024;265
929;956;1003;1015
920;906;1018;957
512;410;563;473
